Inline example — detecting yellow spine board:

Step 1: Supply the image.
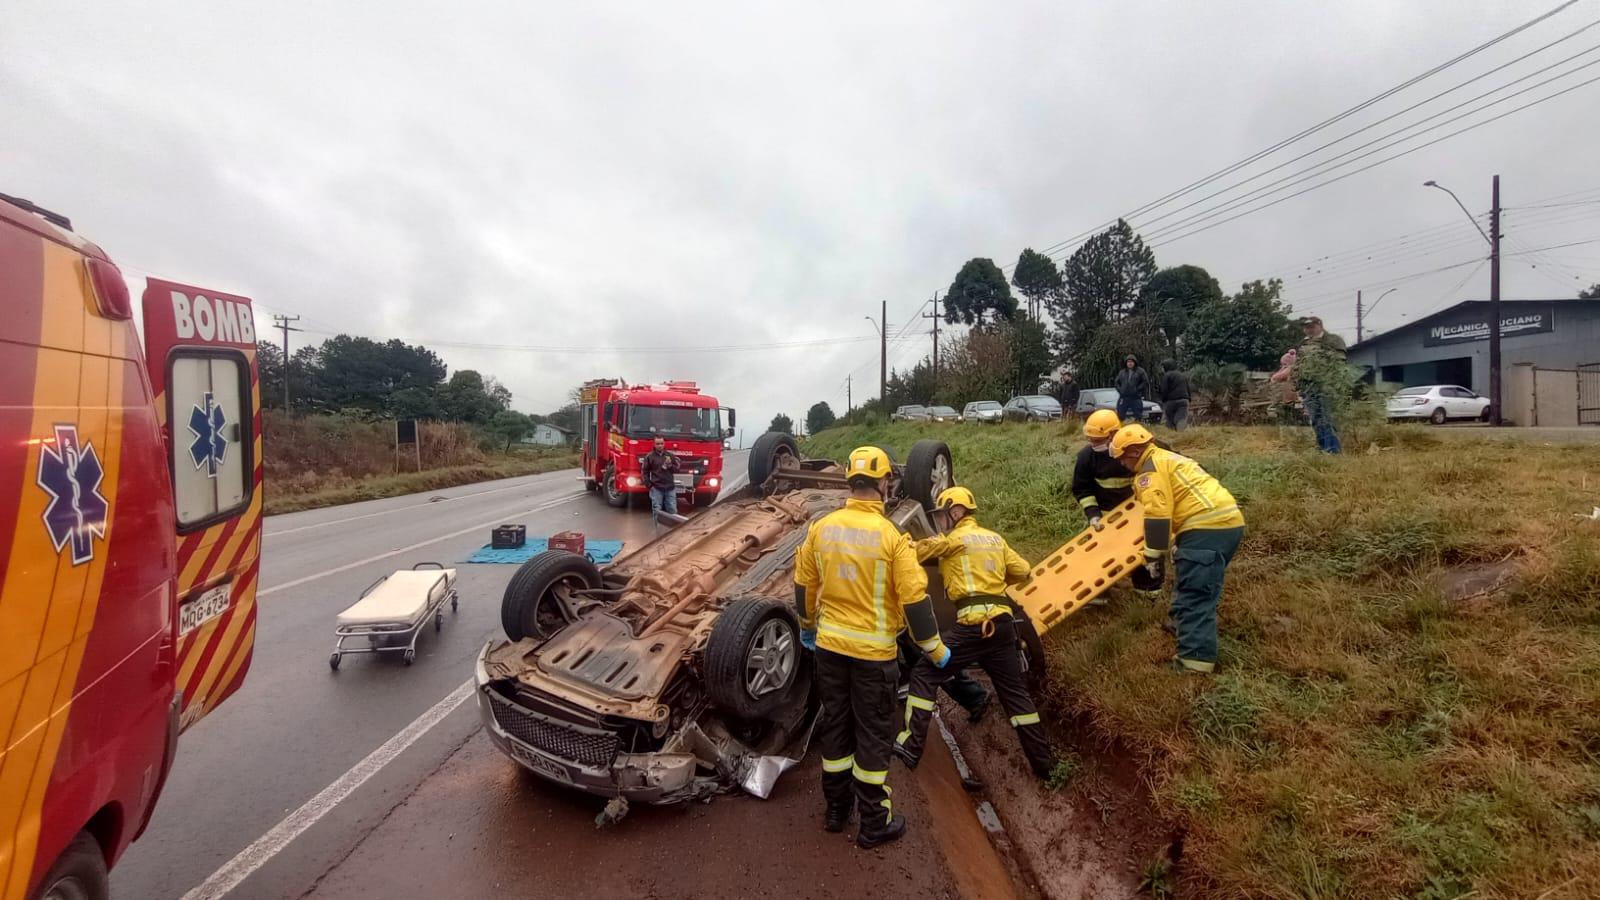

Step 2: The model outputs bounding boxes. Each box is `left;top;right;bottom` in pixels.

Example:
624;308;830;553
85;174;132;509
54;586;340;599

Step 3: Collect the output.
1007;499;1144;636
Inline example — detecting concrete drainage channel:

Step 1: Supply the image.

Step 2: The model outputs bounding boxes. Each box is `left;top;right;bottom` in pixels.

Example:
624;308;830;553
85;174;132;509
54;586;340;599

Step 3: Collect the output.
934;697;1177;900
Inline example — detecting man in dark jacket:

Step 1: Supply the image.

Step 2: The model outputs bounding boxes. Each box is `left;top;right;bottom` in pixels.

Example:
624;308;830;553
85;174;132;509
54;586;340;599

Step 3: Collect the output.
641;437;679;522
1114;355;1150;423
1158;360;1191;431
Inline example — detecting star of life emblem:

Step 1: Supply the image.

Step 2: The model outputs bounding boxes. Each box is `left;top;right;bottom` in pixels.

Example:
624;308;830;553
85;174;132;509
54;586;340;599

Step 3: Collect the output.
36;424;109;566
188;391;229;477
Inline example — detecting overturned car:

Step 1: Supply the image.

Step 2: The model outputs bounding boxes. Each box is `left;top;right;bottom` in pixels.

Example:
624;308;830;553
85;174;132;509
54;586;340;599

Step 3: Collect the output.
475;433;1039;807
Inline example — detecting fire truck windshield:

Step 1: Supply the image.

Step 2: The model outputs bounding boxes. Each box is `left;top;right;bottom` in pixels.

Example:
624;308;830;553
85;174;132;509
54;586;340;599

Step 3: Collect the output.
628;405;721;441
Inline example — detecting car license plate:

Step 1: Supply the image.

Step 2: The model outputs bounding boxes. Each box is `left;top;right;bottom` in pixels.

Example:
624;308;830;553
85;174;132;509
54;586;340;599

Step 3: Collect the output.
507;741;572;782
179;583;231;636
673;473;694;488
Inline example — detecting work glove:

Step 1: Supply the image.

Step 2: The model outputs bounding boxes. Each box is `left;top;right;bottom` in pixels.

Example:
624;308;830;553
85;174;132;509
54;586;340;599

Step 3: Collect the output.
929;643;952;669
1088;516;1104;532
800;629;817;652
1144;559;1165;584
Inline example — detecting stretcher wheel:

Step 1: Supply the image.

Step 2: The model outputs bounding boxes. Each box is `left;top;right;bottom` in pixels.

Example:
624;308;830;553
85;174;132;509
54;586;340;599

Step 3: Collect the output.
328;652;341;671
403;648;416;666
435;612;443;631
451;595;458;613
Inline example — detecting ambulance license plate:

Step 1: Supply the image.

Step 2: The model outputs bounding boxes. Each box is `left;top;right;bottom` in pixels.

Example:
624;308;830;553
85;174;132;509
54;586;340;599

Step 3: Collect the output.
179;584;231;636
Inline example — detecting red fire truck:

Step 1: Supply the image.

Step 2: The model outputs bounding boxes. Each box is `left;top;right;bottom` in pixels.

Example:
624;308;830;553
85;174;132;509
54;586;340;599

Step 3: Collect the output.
1;194;260;900
578;379;735;508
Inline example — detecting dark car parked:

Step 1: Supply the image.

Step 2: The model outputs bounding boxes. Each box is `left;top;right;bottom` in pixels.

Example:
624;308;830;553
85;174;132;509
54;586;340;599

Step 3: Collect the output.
1002;395;1063;422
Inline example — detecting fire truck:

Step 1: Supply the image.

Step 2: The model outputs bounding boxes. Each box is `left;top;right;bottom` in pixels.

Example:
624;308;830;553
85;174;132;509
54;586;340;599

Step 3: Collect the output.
0;194;261;900
578;379;734;508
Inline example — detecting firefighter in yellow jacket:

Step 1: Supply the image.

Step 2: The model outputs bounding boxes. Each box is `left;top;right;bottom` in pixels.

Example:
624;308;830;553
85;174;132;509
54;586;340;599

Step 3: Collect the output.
794;446;950;848
1109;424;1246;673
894;487;1054;778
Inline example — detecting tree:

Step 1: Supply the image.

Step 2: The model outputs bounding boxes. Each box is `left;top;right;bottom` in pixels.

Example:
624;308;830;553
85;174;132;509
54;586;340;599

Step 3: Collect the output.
1580;283;1600;300
944;258;1019;326
1007;316;1053;397
312;335;447;416
1186;279;1299;370
1139;264;1223;355
487;410;533;452
1011;248;1062;321
1048;220;1157;364
884;360;937;410
544;402;582;434
768;413;794;435
256;341;285;411
1076;316;1171;390
933;328;1012;409
438;369;505;424
805;401;837;434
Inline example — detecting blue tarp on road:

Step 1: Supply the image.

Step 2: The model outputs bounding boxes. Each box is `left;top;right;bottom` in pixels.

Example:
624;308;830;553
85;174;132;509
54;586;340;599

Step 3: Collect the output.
464;539;625;565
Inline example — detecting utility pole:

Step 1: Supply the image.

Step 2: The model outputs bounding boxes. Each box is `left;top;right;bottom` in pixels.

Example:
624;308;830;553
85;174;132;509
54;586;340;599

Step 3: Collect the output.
1488;174;1502;426
846;374;852;413
1355;290;1363;343
879;300;887;404
273;314;302;413
921;293;941;378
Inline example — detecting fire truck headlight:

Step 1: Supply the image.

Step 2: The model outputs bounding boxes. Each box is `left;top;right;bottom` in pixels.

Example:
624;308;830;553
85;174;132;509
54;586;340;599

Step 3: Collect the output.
707;477;719;488
626;476;641;487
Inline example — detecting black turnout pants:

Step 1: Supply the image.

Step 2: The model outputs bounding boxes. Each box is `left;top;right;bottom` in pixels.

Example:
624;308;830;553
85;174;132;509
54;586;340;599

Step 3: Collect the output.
815;647;899;829
897;615;1054;777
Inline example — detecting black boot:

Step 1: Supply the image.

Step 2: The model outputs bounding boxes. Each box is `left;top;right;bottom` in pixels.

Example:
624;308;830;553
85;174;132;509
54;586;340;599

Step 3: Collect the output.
824;805;852;833
857;813;907;849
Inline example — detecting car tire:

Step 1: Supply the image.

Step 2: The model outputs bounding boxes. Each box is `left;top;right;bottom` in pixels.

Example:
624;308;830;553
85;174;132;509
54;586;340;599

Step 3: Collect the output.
904;440;953;511
501;551;601;642
32;831;108;900
747;432;799;489
602;466;628;508
1479;407;1492;423
704;597;803;720
1429;408;1447;425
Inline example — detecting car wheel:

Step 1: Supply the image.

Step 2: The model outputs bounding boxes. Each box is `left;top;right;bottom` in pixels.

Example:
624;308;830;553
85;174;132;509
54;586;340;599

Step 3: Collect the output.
501;550;601;641
602;466;628;508
1479;406;1492;423
748;432;800;489
705;597;803;720
1429;408;1447;425
904;440;953;511
33;831;108;900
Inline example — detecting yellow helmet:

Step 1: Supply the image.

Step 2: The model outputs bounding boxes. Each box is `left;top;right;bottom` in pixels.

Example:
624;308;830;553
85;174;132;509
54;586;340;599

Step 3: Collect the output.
1108;423;1155;457
1083;409;1122;441
935;486;978;512
846;446;893;480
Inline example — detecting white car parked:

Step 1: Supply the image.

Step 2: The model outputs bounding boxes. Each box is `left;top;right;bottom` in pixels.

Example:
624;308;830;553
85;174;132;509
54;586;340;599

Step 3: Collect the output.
1386;385;1491;425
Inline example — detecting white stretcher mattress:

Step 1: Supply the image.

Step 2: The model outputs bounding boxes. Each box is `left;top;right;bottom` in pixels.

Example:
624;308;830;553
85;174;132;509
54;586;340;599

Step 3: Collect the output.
337;569;455;628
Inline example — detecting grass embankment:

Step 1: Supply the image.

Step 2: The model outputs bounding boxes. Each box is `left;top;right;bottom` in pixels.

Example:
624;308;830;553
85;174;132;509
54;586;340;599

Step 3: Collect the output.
805;422;1600;899
263;411;576;514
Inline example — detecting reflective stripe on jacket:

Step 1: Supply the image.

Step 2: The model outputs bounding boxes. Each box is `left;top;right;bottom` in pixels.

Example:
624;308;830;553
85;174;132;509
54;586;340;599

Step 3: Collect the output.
794;498;928;660
914;517;1031;624
1134;446;1244;558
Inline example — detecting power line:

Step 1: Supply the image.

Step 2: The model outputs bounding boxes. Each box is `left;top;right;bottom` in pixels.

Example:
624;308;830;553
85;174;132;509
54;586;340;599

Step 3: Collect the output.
1004;1;1583;270
294;328;883;355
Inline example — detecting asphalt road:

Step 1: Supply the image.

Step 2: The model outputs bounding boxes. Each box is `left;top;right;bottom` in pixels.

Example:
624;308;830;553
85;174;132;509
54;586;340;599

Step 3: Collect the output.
110;453;1022;899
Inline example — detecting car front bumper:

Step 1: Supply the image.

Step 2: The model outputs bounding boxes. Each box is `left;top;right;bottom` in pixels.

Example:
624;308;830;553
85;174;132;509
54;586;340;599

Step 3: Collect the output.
476;649;700;804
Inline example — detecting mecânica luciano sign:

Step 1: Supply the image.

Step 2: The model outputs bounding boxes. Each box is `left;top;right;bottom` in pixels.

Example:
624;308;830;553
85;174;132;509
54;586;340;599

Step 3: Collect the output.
1423;306;1554;347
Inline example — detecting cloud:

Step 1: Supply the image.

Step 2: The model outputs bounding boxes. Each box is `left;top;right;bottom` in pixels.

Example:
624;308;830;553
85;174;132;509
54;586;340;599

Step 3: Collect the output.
3;0;1597;430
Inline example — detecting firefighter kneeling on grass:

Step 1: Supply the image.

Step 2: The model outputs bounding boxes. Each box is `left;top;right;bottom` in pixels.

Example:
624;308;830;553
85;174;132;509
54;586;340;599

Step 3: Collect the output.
893;487;1055;779
794;446;950;849
1109;424;1246;674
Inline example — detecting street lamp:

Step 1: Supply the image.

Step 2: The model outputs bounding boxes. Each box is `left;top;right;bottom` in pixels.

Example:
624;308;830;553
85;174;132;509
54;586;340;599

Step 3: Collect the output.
1423;177;1502;425
1369;287;1399;314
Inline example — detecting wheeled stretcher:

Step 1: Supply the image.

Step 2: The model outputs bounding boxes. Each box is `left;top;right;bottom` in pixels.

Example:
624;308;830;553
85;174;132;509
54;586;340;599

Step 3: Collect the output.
329;562;458;670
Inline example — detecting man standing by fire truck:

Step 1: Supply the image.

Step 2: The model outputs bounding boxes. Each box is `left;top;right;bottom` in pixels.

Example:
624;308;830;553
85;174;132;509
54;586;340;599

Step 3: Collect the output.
641;437;679;522
795;446;951;849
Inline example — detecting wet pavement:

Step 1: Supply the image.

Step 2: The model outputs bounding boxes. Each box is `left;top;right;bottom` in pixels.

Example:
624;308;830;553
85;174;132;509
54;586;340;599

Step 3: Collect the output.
110;455;1027;899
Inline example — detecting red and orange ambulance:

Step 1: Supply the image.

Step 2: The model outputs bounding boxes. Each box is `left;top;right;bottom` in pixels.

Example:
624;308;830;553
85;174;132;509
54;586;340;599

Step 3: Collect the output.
0;194;261;900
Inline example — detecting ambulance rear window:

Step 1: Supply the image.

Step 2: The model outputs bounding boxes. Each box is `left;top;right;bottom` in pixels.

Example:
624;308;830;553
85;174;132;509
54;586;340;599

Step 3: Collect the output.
169;350;253;530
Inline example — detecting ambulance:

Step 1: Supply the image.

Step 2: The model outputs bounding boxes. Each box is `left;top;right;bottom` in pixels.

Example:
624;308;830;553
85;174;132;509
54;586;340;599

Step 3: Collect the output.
0;194;261;900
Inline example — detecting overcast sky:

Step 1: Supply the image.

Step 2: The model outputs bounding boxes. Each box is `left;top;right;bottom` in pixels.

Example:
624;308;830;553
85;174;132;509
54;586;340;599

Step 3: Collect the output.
4;1;1597;431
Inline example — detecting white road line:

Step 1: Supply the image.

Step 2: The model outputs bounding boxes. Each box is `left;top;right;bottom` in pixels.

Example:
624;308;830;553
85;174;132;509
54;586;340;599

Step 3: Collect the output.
264;471;577;537
179;679;475;900
257;492;582;597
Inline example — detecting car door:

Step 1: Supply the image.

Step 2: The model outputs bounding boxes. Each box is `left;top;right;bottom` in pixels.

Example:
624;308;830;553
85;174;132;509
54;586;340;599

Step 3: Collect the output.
1441;387;1468;418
